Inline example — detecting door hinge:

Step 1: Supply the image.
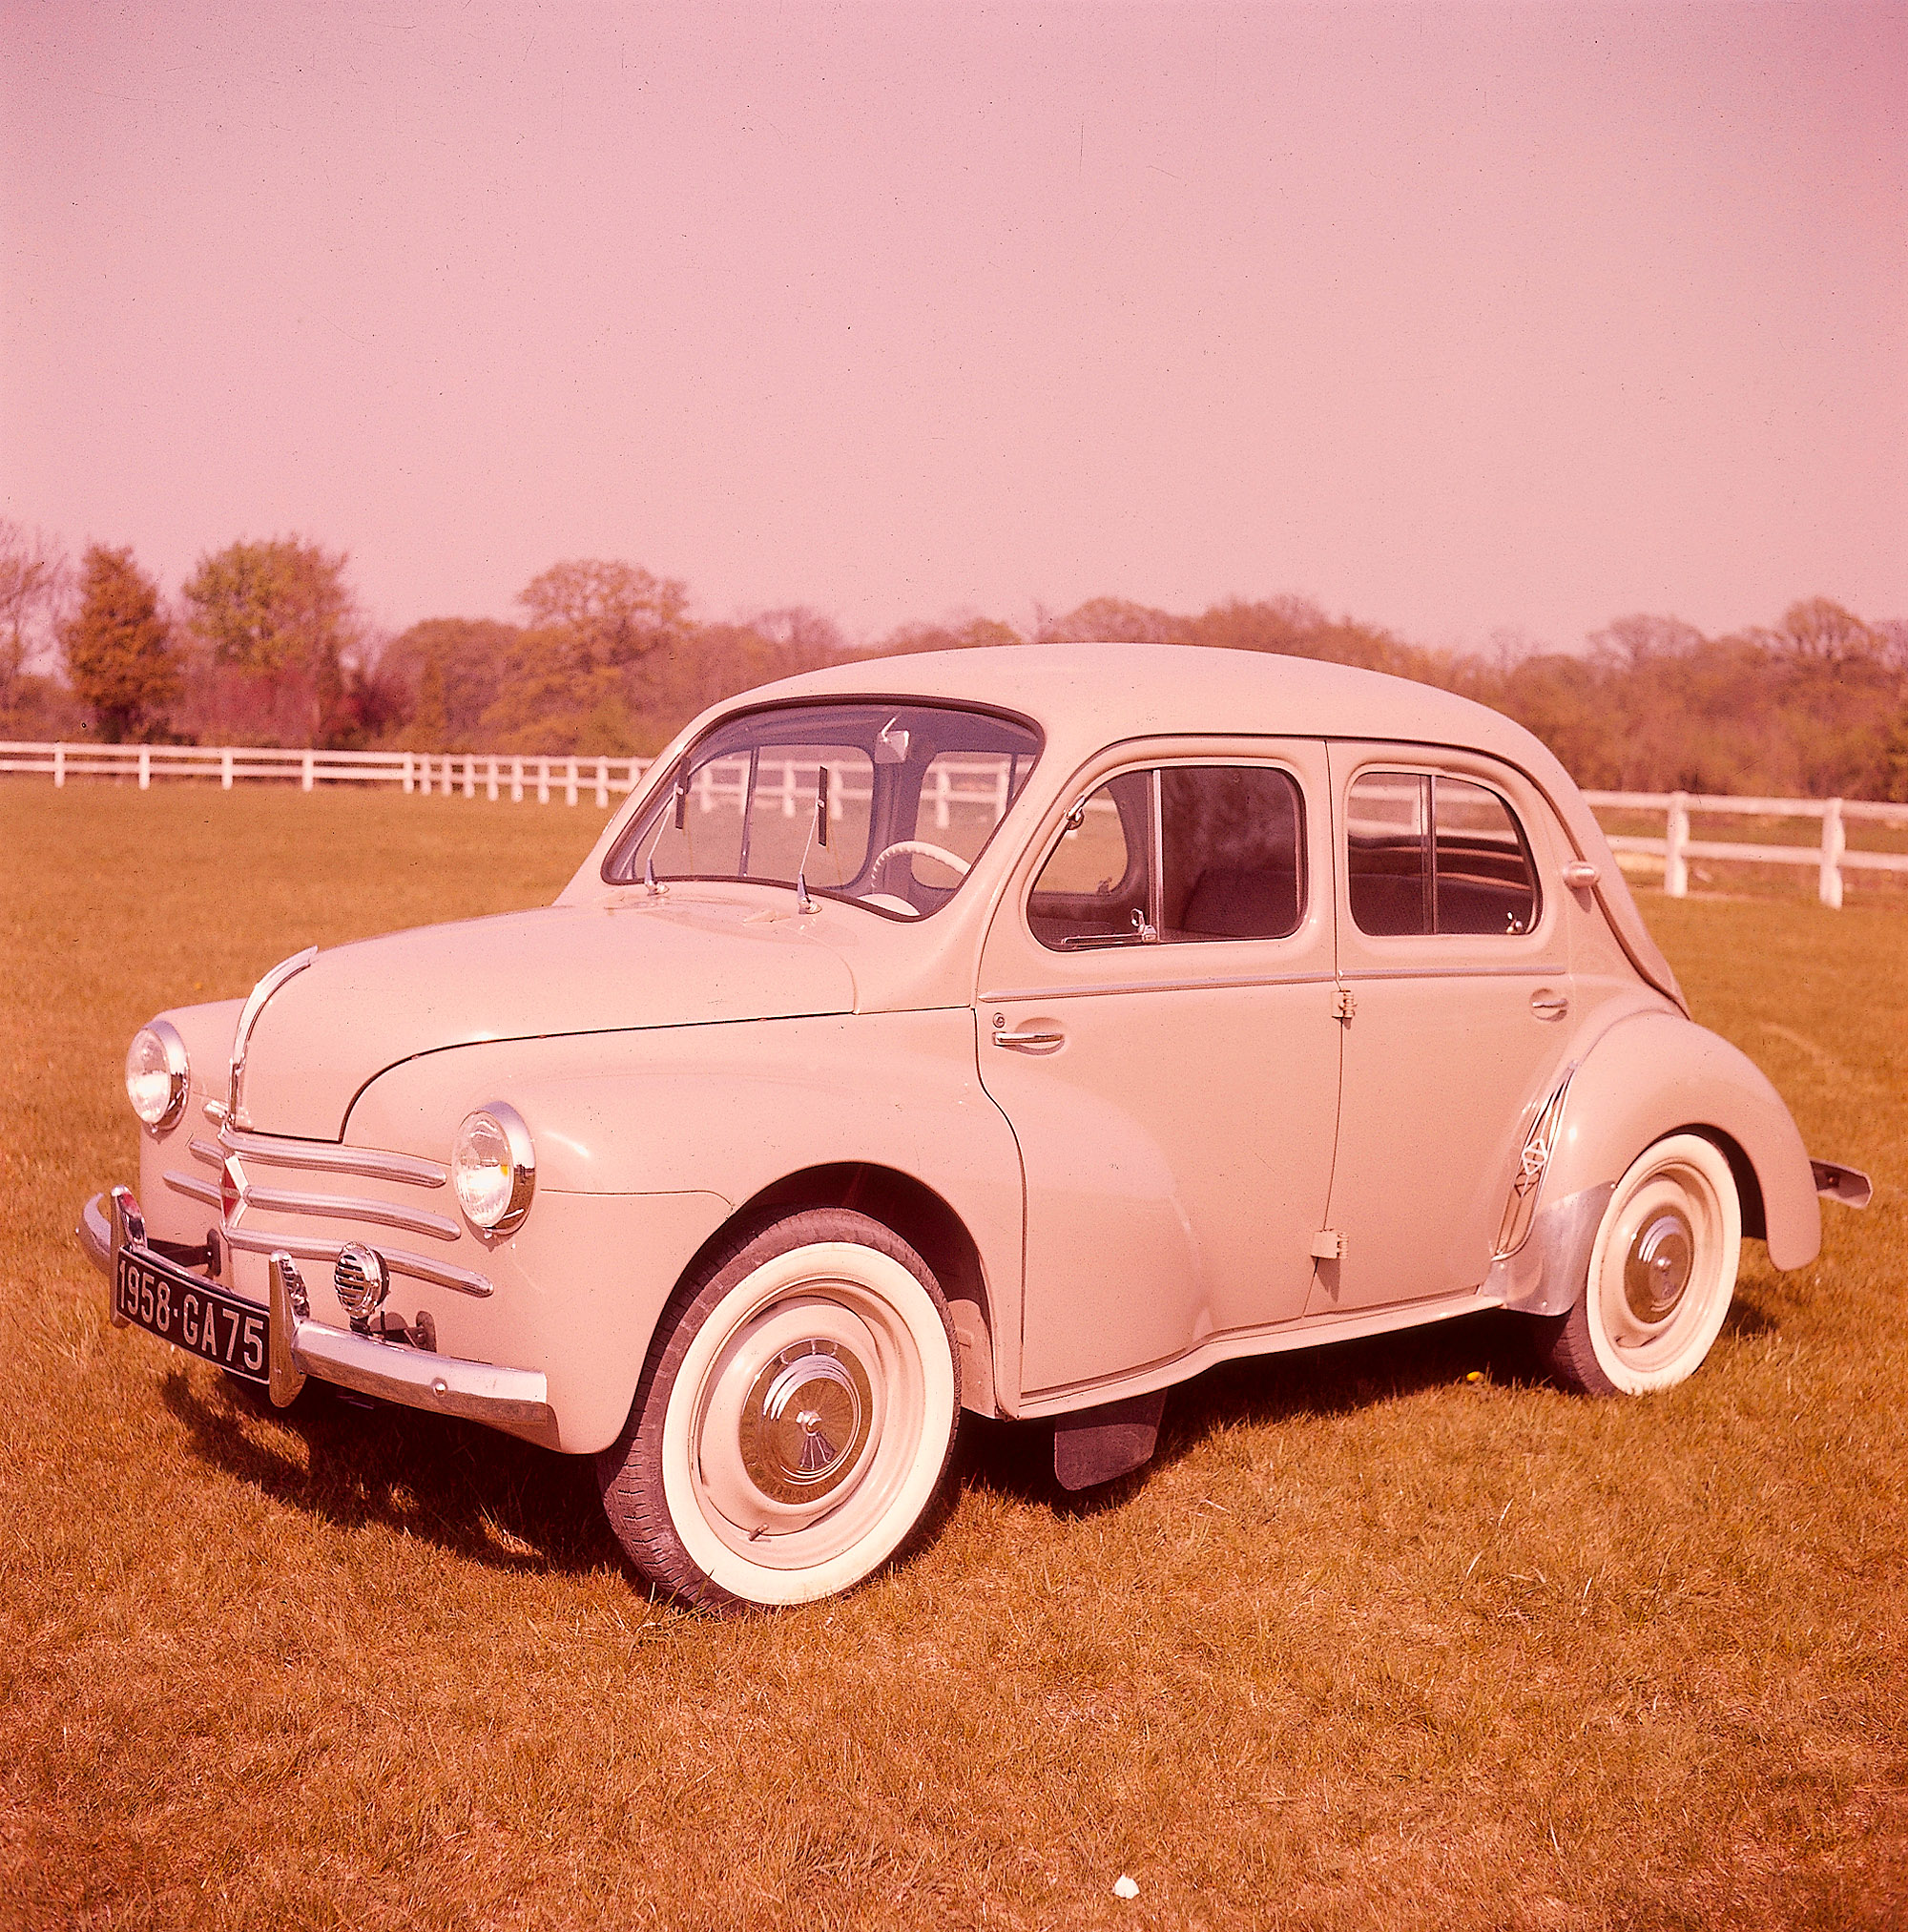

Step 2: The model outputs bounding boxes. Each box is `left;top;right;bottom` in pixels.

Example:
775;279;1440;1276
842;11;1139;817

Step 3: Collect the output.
1333;987;1357;1023
1310;1229;1346;1261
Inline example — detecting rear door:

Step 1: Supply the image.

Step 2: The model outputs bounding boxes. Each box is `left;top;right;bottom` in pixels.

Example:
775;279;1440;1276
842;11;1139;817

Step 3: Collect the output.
1310;742;1573;1314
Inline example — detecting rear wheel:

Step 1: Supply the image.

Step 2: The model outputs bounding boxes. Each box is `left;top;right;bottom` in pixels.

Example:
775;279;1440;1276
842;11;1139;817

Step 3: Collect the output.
1535;1132;1741;1395
597;1209;961;1610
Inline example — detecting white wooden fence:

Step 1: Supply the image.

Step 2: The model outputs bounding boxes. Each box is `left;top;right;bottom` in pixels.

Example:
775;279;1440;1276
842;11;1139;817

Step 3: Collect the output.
0;739;650;806
1583;790;1908;907
6;739;1907;906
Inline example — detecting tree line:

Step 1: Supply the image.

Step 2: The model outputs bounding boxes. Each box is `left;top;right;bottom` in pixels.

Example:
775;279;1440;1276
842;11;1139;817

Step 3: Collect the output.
4;519;1904;800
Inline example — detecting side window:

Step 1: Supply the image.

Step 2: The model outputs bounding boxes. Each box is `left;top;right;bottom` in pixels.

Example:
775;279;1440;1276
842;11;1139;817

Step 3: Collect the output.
1345;774;1430;935
1027;771;1151;949
1346;771;1540;937
1161;765;1305;941
1028;764;1307;950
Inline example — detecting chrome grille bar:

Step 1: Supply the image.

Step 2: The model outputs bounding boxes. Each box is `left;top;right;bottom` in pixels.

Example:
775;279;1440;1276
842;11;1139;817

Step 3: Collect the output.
185;1140;460;1239
193;1131;447;1189
218;1226;492;1298
238;1182;462;1243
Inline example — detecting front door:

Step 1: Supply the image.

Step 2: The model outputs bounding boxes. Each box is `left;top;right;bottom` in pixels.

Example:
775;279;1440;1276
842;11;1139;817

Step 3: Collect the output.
1310;743;1574;1314
976;740;1342;1402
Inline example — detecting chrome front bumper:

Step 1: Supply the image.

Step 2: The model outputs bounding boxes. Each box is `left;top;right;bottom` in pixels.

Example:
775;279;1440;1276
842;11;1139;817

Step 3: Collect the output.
79;1188;553;1431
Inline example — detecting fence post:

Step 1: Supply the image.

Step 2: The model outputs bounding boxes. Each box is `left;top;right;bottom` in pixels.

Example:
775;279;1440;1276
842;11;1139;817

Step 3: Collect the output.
403;751;414;796
487;758;499;802
1819;798;1845;909
301;749;315;793
511;758;524;804
53;743;65;788
221;747;234;790
1664;791;1690;898
595;758;608;808
934;765;951;830
537;758;550;804
463;756;475;800
139;746;151;791
566;757;578;806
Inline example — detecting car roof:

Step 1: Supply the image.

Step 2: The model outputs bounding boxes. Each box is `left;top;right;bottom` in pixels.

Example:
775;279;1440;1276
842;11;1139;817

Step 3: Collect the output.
755;640;1529;763
699;642;1687;1011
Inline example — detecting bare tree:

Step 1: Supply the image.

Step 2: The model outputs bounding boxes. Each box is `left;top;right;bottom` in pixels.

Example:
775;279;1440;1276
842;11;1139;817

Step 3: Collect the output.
0;520;72;698
1756;596;1883;669
749;605;847;666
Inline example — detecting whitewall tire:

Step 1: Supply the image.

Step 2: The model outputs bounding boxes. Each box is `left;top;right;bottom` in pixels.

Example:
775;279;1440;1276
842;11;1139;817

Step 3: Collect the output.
1537;1132;1742;1396
597;1209;960;1610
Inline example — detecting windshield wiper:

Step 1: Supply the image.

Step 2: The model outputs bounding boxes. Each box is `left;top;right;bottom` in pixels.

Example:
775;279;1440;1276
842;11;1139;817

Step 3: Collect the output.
793;765;830;915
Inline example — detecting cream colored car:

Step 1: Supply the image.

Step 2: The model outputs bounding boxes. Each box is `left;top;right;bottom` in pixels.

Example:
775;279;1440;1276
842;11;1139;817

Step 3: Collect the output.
81;644;1869;1610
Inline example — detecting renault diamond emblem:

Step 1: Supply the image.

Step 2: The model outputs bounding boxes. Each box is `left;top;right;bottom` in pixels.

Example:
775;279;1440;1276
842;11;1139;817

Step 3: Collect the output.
219;1154;248;1229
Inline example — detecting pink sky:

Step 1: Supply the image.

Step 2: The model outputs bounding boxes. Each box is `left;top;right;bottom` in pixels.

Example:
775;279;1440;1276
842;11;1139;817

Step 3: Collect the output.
3;1;1903;655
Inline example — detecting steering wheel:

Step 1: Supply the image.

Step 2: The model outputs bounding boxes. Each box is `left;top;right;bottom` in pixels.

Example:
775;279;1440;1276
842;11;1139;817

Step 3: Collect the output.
871;840;972;881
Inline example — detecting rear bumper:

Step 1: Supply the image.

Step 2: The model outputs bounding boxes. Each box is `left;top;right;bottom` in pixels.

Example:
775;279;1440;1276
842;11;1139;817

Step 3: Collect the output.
1811;1159;1873;1209
78;1187;554;1432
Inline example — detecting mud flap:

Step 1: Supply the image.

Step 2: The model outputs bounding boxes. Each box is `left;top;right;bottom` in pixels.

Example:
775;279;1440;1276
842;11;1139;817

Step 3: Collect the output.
1053;1388;1168;1491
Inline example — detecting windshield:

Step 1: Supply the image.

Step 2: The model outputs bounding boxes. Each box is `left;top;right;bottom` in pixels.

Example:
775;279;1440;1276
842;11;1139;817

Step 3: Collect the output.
603;699;1043;919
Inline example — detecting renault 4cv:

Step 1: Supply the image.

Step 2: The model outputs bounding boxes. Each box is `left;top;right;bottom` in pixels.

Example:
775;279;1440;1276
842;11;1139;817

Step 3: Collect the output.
80;644;1871;1609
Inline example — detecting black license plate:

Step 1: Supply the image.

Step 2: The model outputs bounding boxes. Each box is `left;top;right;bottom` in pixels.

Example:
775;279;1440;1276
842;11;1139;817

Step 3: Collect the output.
114;1248;270;1385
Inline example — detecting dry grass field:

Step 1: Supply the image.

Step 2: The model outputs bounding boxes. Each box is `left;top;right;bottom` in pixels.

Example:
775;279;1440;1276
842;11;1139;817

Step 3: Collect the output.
3;781;1904;1931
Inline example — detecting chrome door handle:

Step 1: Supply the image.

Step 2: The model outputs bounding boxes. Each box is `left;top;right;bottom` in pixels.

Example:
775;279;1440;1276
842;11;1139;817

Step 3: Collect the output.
1530;988;1570;1021
992;1023;1065;1051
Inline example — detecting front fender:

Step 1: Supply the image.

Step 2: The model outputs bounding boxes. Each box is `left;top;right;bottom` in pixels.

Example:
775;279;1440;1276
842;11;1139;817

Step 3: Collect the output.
343;1009;1027;1424
1525;1009;1820;1290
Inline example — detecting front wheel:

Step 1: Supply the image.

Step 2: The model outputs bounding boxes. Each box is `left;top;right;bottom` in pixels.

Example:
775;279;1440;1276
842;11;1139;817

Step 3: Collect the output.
1534;1132;1742;1395
597;1209;961;1610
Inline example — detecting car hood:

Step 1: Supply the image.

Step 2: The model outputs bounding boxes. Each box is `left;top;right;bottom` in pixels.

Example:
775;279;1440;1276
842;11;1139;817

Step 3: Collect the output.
238;900;858;1139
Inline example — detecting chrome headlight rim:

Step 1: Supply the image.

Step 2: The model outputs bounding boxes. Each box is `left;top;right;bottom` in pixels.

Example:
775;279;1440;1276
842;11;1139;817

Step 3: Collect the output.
451;1101;536;1237
126;1019;190;1133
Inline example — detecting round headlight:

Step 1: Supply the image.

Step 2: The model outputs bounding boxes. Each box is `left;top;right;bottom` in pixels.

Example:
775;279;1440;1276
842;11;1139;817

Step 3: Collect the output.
126;1020;190;1131
451;1103;535;1235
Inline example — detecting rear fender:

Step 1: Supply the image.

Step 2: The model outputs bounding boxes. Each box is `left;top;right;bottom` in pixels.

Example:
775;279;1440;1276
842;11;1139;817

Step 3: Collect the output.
1492;1009;1819;1315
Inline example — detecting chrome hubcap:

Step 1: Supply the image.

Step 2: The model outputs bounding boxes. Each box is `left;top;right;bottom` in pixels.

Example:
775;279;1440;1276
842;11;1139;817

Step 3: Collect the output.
1624;1208;1693;1325
737;1341;873;1506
